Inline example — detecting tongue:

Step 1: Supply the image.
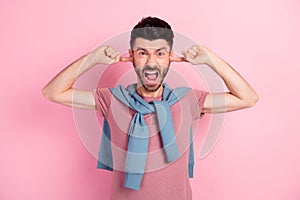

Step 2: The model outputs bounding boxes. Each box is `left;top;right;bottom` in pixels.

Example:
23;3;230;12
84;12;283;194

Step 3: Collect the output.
147;74;157;80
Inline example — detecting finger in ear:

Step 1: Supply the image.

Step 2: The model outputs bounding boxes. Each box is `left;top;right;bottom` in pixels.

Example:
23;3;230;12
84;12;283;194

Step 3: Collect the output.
119;56;133;62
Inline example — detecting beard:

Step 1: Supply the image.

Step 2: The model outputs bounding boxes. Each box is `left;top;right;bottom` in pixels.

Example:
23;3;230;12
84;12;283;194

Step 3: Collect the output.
133;58;170;92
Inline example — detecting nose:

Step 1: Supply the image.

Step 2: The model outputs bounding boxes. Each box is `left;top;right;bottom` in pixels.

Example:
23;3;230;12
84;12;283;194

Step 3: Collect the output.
146;53;158;65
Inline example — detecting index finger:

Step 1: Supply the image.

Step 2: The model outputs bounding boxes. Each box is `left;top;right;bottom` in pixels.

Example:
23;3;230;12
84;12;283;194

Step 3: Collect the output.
170;56;186;62
119;56;133;62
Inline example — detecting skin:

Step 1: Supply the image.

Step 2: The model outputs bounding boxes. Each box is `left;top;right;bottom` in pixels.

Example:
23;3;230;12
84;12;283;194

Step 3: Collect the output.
42;38;258;113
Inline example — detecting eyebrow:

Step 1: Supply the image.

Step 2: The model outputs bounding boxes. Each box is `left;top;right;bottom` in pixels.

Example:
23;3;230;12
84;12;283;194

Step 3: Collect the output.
135;47;168;52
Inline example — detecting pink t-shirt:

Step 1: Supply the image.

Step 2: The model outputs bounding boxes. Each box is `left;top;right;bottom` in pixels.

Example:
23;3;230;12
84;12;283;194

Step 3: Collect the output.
94;87;208;200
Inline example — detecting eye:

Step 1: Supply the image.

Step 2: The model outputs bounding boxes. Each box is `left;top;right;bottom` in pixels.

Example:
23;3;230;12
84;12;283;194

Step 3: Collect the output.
138;51;146;56
157;51;165;57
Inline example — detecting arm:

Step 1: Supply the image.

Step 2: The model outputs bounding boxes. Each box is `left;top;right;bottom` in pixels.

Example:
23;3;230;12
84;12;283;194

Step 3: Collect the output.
42;46;124;109
181;45;258;113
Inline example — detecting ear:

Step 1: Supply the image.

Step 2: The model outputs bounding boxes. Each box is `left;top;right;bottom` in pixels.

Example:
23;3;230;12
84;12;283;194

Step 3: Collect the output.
128;49;133;57
170;50;174;57
119;50;133;62
127;49;133;62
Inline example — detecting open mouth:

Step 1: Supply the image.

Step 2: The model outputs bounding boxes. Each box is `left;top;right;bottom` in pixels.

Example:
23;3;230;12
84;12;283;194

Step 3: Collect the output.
144;70;159;81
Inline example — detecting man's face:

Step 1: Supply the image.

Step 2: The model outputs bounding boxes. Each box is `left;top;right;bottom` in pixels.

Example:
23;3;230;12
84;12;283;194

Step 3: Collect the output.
130;38;172;92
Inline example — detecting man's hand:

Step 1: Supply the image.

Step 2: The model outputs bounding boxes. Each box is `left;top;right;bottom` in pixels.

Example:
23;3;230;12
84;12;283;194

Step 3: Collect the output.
169;45;212;65
181;45;212;65
89;45;133;64
89;46;123;65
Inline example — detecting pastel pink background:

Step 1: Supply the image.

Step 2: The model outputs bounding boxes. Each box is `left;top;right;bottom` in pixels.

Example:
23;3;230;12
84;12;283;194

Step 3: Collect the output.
1;0;300;199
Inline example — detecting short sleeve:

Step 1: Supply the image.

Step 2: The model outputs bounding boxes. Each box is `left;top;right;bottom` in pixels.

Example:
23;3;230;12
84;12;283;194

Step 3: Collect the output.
190;89;209;119
93;88;112;117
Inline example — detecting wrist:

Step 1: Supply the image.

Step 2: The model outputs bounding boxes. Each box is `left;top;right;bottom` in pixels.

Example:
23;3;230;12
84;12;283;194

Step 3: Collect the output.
205;50;222;70
84;51;100;66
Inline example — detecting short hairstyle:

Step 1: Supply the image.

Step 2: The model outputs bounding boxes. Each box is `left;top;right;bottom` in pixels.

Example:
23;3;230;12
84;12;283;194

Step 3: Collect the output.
130;16;174;50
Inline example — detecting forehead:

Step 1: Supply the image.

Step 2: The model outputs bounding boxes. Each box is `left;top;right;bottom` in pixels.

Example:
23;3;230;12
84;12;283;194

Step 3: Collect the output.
132;38;170;51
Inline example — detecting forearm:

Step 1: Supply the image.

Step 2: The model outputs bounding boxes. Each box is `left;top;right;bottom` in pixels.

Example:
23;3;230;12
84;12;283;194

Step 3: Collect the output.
42;45;124;109
206;49;258;106
42;52;97;100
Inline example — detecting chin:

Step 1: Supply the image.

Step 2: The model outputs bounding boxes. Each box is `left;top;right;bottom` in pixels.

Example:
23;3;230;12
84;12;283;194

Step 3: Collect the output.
142;83;162;92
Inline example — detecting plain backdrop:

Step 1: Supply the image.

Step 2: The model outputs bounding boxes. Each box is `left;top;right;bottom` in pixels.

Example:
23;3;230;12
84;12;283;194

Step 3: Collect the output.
1;0;300;199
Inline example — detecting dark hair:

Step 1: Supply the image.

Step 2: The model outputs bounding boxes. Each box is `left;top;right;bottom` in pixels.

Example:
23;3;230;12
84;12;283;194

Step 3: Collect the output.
130;16;174;50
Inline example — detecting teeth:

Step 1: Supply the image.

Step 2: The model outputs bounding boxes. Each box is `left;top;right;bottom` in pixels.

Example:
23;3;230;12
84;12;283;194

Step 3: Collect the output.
145;71;157;74
145;72;158;75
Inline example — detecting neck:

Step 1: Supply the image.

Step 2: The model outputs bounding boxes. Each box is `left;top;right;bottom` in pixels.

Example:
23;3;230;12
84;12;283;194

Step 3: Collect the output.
136;83;163;98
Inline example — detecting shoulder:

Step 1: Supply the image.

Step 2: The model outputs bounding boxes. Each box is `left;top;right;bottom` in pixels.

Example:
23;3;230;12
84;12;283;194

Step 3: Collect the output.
186;89;209;118
185;88;209;102
93;88;113;115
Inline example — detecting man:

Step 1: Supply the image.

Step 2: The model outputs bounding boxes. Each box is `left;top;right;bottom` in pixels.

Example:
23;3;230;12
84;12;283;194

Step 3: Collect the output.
42;17;258;200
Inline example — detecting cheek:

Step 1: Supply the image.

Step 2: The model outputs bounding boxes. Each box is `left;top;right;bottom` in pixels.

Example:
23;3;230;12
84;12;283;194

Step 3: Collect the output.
158;57;170;66
133;56;146;67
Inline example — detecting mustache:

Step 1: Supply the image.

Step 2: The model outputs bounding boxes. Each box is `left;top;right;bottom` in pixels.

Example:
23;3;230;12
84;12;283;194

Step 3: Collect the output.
142;66;161;73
